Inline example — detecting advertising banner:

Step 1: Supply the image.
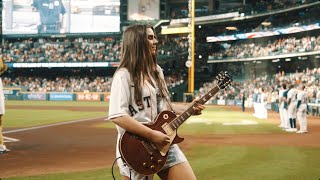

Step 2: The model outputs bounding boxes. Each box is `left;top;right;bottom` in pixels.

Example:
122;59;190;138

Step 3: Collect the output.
49;93;73;101
23;93;47;100
217;100;225;105
76;93;101;101
206;23;320;42
104;93;110;101
226;100;235;106
3;89;14;95
3;88;21;95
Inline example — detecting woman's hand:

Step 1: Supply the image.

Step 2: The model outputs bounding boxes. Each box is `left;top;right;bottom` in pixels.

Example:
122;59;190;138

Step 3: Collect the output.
192;99;205;115
149;130;170;147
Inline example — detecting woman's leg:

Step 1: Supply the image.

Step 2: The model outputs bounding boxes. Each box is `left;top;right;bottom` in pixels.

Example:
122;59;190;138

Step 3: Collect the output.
157;161;196;180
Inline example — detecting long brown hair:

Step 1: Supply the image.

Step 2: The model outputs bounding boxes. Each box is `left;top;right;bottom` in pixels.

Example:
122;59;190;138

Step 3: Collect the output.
118;24;169;106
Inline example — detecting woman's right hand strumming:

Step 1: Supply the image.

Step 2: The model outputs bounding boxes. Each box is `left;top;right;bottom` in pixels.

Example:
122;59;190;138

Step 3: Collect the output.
150;130;170;147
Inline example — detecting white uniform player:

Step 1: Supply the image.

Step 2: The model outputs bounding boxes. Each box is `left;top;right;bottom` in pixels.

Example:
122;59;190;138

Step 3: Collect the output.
252;88;259;117
259;88;268;119
296;85;308;133
279;84;288;129
287;85;298;132
108;67;187;180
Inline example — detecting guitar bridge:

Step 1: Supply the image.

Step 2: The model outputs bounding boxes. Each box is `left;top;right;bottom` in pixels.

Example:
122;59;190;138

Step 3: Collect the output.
141;140;157;155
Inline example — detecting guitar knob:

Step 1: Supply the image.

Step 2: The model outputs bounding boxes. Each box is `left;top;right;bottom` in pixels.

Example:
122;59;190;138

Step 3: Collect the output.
143;162;148;168
150;157;155;161
150;165;155;170
157;159;162;164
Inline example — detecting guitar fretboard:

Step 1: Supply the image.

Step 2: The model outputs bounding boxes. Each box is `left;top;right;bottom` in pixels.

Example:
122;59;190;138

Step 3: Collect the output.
168;85;220;130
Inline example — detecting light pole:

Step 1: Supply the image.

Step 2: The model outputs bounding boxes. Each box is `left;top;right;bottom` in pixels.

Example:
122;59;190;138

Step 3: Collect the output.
187;0;195;94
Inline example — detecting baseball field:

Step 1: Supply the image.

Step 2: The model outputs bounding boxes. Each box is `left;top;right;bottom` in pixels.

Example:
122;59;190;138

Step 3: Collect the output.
0;100;319;180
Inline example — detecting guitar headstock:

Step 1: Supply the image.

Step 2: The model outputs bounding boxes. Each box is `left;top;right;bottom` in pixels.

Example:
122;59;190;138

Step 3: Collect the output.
216;71;232;89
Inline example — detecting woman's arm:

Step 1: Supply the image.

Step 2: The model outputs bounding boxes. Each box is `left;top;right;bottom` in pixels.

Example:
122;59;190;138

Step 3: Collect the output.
112;115;170;146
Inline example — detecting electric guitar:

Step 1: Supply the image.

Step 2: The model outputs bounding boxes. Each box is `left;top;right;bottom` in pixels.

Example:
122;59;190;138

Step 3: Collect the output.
119;71;232;175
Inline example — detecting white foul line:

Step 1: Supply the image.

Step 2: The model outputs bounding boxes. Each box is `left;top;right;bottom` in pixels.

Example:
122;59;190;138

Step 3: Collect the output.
3;136;20;142
3;116;104;134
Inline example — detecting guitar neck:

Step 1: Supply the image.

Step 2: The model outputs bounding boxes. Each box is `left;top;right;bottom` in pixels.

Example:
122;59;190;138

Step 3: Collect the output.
168;85;220;130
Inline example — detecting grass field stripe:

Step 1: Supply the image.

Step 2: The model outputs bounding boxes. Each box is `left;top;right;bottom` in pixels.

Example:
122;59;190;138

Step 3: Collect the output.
3;116;104;134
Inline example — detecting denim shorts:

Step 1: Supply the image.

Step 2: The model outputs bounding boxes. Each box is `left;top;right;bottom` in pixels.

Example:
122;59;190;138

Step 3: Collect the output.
117;144;187;180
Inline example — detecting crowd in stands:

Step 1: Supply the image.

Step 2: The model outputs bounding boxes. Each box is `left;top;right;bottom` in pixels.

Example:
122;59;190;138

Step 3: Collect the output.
2;76;113;93
4;33;319;63
157;37;189;60
209;35;320;60
196;67;320;115
0;37;121;63
0;37;187;63
2;74;184;93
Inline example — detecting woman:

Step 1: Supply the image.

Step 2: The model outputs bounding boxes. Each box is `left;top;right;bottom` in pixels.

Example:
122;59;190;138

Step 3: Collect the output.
108;24;204;180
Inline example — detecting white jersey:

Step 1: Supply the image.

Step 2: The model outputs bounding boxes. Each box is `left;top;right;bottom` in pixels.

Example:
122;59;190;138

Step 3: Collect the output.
287;88;297;103
297;90;308;104
261;92;267;104
279;89;286;108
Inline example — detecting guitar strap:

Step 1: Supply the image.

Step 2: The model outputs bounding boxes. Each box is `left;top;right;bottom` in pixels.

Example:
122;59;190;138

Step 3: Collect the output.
156;85;175;114
165;96;176;114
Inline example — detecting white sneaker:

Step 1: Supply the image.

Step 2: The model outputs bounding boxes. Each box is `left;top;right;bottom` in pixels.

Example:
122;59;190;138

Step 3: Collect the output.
0;144;10;154
286;128;297;132
0;144;7;150
285;128;293;132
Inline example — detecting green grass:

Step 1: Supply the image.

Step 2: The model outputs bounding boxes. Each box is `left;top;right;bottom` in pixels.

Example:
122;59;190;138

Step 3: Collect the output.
4;101;107;128
179;106;283;135
7;146;320;180
4;109;106;128
6;100;108;107
186;145;320;180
